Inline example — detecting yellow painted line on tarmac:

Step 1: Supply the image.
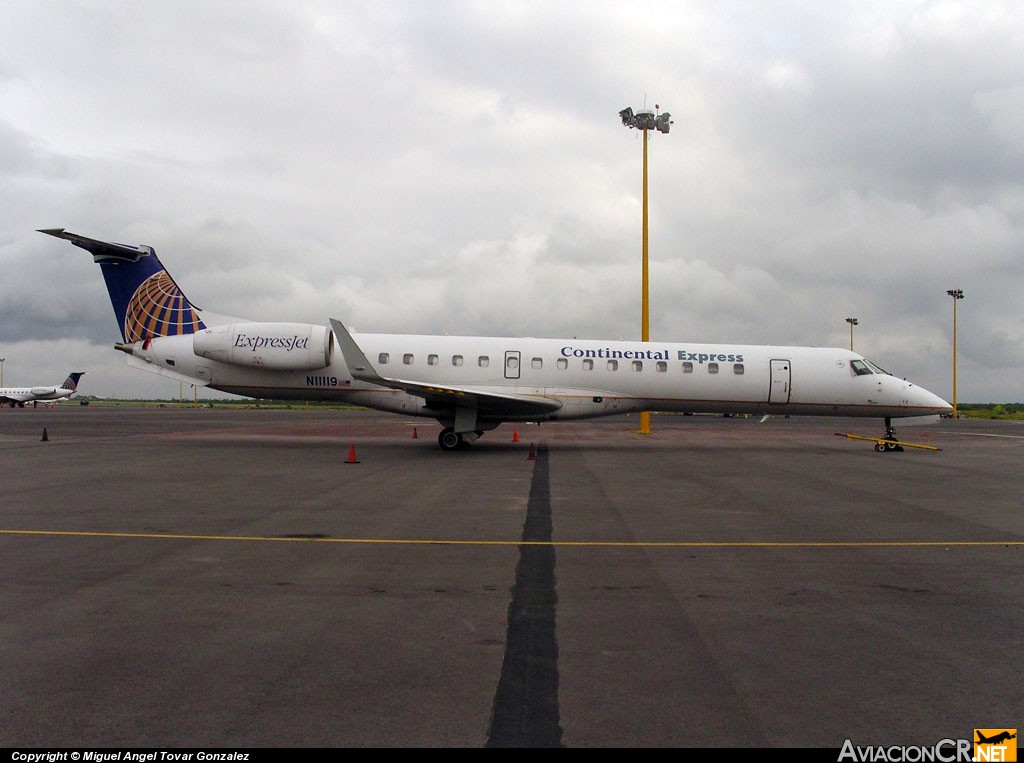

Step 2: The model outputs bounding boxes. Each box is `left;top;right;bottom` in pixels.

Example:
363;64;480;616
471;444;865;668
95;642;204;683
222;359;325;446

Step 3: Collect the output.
1;529;1020;547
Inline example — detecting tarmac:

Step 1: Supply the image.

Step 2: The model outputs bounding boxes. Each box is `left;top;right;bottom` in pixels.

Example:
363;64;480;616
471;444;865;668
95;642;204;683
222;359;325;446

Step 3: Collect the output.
0;405;1021;748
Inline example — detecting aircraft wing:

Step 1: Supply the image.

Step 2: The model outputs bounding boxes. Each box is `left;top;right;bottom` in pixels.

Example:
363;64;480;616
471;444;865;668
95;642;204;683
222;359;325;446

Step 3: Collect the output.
387;378;562;417
329;318;562;417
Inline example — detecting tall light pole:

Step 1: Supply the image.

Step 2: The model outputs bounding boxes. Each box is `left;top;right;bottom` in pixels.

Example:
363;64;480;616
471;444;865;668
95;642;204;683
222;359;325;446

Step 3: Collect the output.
946;289;964;418
620;104;672;434
845;318;858;351
0;357;4;387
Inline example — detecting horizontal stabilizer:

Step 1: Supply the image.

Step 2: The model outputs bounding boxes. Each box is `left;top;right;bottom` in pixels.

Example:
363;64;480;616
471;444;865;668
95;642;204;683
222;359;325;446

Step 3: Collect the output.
38;228;154;262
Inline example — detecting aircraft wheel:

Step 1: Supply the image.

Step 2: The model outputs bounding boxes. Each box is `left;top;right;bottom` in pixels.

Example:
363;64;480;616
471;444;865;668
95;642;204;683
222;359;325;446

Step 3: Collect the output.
438;428;462;451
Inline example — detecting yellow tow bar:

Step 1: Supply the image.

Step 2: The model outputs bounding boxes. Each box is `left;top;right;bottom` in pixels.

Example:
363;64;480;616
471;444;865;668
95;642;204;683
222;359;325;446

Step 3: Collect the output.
835;433;942;452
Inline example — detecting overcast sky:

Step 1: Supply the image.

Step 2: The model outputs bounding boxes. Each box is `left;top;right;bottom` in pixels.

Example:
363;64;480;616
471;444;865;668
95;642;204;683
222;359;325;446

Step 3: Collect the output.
1;1;1021;403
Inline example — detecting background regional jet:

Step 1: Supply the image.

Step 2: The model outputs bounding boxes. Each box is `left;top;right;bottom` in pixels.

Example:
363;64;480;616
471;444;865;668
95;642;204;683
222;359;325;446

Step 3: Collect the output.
40;228;951;450
0;371;86;408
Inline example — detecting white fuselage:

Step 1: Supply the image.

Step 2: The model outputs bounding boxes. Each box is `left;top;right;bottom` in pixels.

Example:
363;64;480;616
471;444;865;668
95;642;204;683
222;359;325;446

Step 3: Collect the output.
127;332;952;422
0;386;76;405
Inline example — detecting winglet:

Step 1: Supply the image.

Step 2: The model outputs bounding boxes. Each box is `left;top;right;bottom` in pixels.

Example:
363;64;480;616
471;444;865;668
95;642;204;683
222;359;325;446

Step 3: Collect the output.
330;318;386;384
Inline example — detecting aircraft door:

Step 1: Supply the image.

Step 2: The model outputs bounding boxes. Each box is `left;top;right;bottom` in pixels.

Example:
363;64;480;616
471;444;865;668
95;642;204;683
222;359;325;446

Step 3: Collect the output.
769;359;791;404
504;351;521;380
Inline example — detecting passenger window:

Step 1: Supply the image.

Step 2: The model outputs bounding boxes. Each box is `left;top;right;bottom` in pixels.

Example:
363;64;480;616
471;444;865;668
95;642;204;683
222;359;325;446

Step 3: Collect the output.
479;356;489;367
734;363;744;375
682;362;693;373
452;355;463;367
583;359;594;370
557;358;568;370
632;360;643;372
403;353;414;365
378;352;390;364
708;363;719;374
607;359;618;371
532;357;543;369
656;361;667;372
428;354;438;366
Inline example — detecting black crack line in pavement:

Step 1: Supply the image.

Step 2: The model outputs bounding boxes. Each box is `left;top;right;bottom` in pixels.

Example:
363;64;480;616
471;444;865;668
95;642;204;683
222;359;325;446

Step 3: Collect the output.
485;443;564;748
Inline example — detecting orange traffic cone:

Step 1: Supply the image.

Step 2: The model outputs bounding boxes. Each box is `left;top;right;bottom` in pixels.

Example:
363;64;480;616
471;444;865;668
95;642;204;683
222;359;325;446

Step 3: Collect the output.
412;427;418;439
41;428;49;442
512;429;520;443
345;444;360;464
527;442;536;460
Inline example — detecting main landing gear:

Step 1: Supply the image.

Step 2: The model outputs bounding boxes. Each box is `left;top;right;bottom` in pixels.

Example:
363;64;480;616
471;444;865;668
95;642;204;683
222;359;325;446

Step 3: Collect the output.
437;427;483;451
438;428;461;450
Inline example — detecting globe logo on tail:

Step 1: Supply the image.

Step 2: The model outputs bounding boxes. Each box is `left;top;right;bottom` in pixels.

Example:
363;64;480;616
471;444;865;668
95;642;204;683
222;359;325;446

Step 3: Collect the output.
123;270;205;341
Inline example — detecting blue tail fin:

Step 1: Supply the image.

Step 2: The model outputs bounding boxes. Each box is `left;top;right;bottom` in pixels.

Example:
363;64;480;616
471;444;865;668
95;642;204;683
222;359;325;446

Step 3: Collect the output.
39;229;206;342
63;372;85;392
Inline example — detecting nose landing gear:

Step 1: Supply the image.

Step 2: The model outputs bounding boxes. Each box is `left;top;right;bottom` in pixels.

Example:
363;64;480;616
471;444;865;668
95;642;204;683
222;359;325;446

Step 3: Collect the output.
876;417;905;452
834;416;942;452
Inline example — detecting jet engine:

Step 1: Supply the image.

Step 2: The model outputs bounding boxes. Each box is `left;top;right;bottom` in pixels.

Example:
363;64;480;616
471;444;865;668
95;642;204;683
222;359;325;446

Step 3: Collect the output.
193;323;334;371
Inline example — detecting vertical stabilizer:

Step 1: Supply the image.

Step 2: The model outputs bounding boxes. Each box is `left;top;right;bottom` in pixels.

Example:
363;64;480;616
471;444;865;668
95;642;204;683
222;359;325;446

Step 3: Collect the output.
38;228;206;342
62;372;85;392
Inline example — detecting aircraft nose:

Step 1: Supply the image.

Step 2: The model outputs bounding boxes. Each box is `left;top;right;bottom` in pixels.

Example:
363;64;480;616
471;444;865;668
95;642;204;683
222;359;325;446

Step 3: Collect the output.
908;383;953;415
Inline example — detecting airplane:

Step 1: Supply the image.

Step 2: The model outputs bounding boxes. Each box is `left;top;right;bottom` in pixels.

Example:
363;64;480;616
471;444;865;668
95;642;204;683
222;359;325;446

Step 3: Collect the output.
0;371;86;408
39;228;952;451
976;731;1016;745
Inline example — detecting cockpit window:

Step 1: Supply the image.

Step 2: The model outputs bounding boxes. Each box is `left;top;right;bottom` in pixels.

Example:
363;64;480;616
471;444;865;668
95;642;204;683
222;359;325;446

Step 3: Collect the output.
850;359;874;376
864;359;891;376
